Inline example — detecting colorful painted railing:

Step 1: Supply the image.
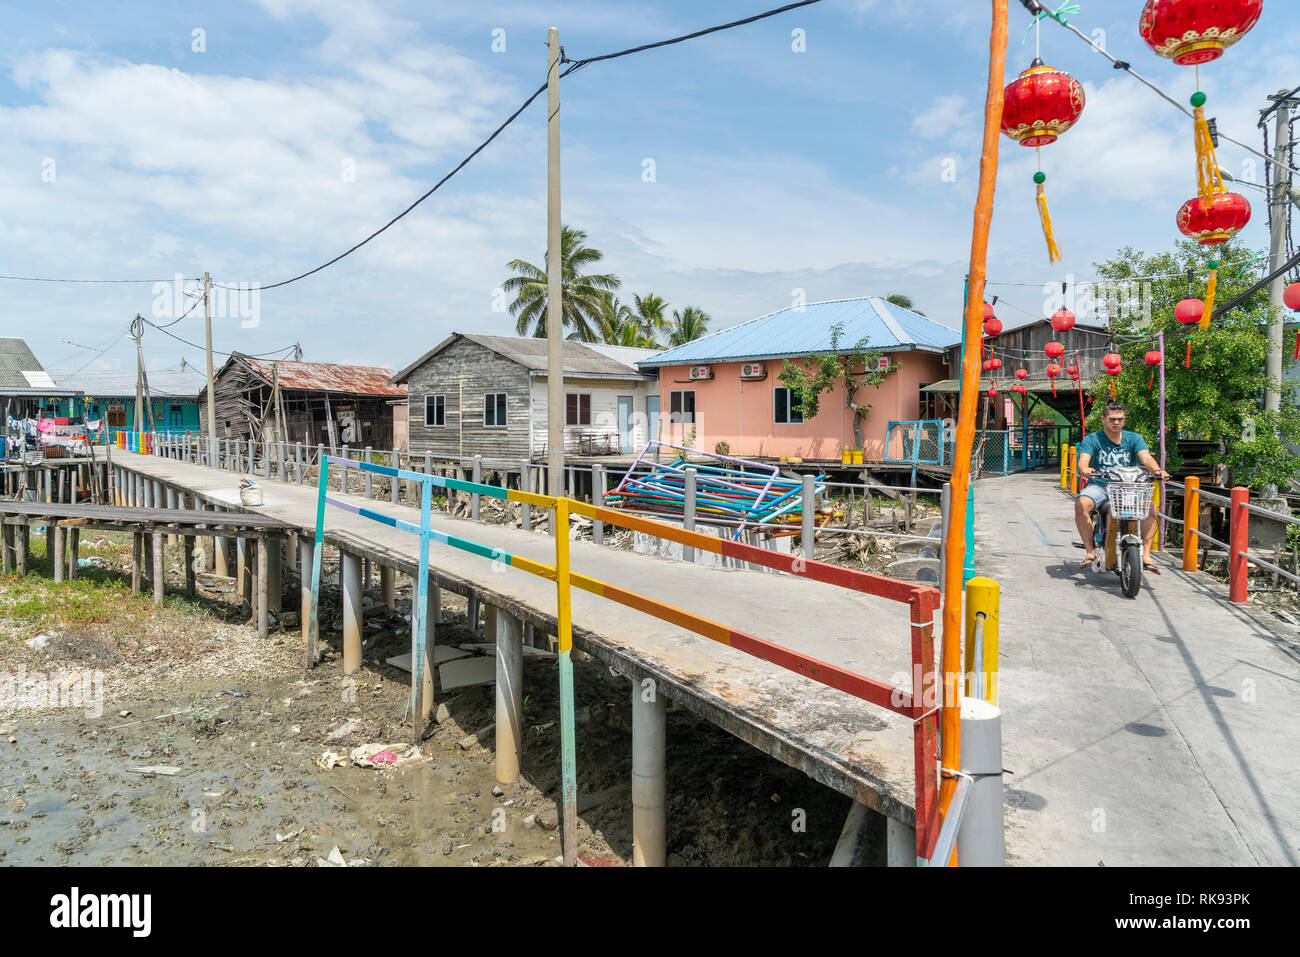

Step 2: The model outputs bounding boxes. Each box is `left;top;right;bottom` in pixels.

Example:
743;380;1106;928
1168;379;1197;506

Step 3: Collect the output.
114;431;155;454
308;454;944;864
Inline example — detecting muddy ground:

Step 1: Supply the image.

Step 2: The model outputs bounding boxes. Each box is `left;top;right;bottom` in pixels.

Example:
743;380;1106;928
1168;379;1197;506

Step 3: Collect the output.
0;530;852;866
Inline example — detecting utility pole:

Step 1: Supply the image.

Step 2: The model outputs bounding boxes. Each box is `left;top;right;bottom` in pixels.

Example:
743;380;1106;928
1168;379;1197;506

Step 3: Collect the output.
133;316;144;433
204;270;217;462
1265;90;1296;413
546;27;564;524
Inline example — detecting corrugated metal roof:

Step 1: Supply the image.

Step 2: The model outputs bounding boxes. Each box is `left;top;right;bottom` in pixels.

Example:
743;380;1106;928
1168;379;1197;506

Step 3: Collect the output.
636;297;961;368
49;369;208;399
240;356;406;397
922;376;1095;393
390;333;657;383
0;337;46;391
584;343;664;367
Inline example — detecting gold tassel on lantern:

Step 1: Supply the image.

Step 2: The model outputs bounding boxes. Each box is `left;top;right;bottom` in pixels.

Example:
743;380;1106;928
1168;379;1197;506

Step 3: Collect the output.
1034;171;1061;264
1191;92;1222;203
1199;261;1218;330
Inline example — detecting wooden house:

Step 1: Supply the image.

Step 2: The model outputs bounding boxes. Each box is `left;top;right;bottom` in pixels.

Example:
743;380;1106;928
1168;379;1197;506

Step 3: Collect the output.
199;353;406;448
390;333;661;460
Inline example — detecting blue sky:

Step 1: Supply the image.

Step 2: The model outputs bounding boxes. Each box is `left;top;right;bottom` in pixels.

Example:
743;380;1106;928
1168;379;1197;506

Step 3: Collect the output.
1;0;1296;376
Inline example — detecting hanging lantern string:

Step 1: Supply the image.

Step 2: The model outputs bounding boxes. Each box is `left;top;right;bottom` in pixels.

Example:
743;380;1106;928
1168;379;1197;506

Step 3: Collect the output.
986;253;1262;286
1017;0;1300;179
1022;1;1080;45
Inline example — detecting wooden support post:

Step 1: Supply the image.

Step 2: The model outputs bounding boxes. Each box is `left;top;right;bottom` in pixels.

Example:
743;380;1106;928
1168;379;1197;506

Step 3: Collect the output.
1;522;14;574
467;595;480;635
1183;476;1200;572
421;578;438;723
296;442;304;485
214;505;231;578
381;564;395;611
300;534;314;648
493;605;524;784
342;551;362;673
287;531;299;572
152;531;164;607
166;487;179;545
67;528;79;580
237;537;253;616
53;525;65;583
58;470;66;505
132;533;142;596
257;536;270;637
183;535;195;598
472;455;482;520
266;534;282;617
17;524;28;576
1230;486;1250;604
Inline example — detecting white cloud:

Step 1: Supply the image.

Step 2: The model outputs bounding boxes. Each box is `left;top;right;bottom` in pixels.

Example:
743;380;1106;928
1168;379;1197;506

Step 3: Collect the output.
911;94;970;139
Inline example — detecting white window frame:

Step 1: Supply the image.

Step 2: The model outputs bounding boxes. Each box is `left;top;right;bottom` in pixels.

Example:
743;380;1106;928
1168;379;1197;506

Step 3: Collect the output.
566;392;592;427
774;387;804;425
484;392;507;427
425;394;446;427
669;389;695;425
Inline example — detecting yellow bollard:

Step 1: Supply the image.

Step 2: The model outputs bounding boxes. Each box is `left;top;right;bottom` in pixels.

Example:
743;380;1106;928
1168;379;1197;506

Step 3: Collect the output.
1060;444;1068;489
963;577;1000;705
1151;482;1161;552
1183;476;1200;572
1068;446;1078;495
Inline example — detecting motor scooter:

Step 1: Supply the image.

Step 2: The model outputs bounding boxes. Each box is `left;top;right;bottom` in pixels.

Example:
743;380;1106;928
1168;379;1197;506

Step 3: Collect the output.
1090;466;1154;599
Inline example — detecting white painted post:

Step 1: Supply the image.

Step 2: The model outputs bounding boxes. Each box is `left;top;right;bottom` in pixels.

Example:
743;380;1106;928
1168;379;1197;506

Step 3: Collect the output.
296;442;304;485
364;446;373;498
471;455;482;520
391;449;400;504
956;698;1004;866
801;473;816;560
593;463;605;545
683;467;697;563
493;606;524;784
342;551;362;674
632;677;668;866
341;445;349;494
519;459;532;531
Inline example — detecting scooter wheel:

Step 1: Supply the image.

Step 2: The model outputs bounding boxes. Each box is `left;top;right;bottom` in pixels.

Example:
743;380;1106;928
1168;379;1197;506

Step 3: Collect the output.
1120;543;1142;598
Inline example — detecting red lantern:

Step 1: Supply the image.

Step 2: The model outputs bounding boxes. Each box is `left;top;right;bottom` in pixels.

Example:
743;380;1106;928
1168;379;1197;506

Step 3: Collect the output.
1015;368;1028;379
1103;352;1122;368
1283;283;1300;311
1106;365;1121;376
1051;309;1076;332
1046;363;1061;377
1044;341;1065;360
1175;298;1204;324
1065;364;1078;376
990;357;1002;370
988;388;999;398
1139;0;1263;66
1177;190;1251;244
1145;350;1162;366
983;302;995;321
1001;62;1086;147
982;358;993;371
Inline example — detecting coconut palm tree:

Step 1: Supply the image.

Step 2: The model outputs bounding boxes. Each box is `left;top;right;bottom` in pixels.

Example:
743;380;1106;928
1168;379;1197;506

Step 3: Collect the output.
669;306;710;346
631;292;670;343
885;293;925;316
503;225;620;341
581;294;658;347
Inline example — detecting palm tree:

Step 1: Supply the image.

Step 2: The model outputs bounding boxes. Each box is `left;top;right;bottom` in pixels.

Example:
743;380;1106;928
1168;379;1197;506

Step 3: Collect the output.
631;292;670;343
669;306;710;346
885;293;925;316
503;225;620;341
583;294;657;347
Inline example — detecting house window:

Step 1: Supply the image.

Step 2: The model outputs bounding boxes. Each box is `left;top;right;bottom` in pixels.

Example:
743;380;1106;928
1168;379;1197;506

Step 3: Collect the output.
668;390;695;425
566;393;591;426
425;394;446;427
107;405;125;428
484;392;507;427
774;387;804;424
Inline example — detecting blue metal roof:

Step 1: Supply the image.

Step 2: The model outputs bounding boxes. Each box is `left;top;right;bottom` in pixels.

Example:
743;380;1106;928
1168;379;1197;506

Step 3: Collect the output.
637;297;961;368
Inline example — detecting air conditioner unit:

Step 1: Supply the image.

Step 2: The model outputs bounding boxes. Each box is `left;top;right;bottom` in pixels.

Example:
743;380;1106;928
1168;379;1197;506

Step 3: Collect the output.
689;365;713;380
740;362;766;379
867;356;890;372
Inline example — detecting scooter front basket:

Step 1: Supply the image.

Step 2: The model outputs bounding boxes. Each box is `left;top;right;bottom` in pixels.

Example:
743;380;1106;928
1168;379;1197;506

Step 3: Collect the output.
1108;482;1153;520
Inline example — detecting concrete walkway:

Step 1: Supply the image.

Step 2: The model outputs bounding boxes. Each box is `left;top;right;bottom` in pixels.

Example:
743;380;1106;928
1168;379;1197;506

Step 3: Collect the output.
976;470;1300;866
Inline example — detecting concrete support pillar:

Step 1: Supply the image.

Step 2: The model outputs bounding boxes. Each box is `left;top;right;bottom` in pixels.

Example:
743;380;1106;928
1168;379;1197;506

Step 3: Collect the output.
391;449;400;504
492;606;524;784
420;578;438;723
287;531;299;571
631;678;668;867
131;533;142;596
183;535;195;598
1;523;13;574
886;819;916;867
152;531;165;607
53;526;65;583
17;525;27;576
364;447;373;498
593;463;605;545
266;534;282;616
683;467;697;563
956;698;1004;866
67;529;79;580
166;487;179;545
467;595;480;634
214;505;231;578
519;459;532;532
381;564;395;611
341;551;363;674
300;534;314;648
801;473;815;560
471;455;482;520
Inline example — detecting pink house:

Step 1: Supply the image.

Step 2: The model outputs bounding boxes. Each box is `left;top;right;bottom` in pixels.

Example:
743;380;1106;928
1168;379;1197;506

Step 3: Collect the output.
637;297;959;462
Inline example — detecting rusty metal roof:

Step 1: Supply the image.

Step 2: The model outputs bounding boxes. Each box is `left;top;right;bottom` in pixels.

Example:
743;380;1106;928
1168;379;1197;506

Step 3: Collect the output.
241;356;406;397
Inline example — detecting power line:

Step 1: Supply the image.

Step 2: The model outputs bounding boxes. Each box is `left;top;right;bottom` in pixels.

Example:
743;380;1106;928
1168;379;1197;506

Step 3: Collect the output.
0;275;199;284
137;315;298;360
987;255;1264;287
150;286;205;328
215;0;824;292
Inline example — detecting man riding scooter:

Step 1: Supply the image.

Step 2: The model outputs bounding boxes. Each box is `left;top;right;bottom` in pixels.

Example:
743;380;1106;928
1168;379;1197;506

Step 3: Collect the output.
1074;400;1169;571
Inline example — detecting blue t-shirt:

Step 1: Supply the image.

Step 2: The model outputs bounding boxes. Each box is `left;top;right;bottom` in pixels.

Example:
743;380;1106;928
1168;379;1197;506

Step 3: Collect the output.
1079;429;1149;485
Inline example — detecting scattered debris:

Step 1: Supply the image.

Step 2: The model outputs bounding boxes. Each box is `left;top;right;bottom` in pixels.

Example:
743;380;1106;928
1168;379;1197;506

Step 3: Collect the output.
25;635;52;651
316;751;347;770
276;826;305;843
127;766;182;776
349;742;423;769
325;718;362;741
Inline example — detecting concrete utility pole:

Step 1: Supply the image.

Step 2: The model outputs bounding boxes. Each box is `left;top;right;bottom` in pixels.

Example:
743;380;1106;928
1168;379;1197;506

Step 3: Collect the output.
1265;90;1296;413
204;270;217;459
133;317;144;433
546;27;564;527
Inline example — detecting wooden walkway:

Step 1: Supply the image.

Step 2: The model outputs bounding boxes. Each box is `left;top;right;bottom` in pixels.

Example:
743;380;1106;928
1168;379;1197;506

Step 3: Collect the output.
105;449;926;858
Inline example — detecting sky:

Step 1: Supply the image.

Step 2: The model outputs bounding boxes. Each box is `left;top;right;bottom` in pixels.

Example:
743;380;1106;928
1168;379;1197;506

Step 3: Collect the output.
1;0;1296;377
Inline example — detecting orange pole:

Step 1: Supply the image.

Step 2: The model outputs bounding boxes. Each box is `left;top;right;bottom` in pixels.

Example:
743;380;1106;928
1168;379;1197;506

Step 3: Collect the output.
939;0;1007;840
1182;476;1200;571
